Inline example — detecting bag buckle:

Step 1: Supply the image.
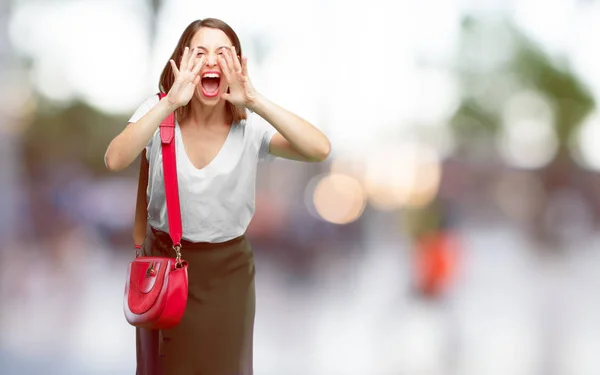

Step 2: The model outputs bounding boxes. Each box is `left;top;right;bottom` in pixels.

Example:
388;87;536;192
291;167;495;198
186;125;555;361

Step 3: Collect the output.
146;262;157;277
173;244;183;268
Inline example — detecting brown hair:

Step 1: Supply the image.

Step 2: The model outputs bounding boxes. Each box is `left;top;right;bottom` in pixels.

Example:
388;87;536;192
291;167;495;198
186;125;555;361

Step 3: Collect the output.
159;18;247;124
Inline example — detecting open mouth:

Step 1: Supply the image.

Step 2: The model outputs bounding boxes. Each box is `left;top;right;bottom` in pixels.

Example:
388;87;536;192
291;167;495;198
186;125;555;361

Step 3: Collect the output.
200;72;221;98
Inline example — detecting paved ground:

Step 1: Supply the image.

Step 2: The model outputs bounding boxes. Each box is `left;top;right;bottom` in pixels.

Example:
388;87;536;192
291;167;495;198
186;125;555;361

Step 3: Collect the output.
2;222;600;375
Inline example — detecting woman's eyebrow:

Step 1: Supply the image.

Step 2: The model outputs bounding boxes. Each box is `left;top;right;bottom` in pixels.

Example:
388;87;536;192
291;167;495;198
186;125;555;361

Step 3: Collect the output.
195;45;232;51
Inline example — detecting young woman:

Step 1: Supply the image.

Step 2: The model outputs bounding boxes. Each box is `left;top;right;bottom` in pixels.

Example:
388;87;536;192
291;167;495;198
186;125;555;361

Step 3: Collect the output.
105;18;330;375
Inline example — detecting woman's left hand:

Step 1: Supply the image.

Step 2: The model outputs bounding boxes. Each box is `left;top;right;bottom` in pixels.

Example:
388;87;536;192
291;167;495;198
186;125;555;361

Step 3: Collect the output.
219;47;259;109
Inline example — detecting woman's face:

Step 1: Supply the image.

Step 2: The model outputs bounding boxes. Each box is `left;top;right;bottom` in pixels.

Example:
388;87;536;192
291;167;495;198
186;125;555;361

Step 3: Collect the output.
189;27;233;104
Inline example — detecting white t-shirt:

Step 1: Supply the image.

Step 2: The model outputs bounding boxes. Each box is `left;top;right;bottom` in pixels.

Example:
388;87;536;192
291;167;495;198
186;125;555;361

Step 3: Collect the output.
128;94;277;243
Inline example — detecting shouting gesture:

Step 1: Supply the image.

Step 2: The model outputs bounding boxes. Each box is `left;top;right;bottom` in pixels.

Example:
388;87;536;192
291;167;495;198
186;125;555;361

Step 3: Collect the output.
218;46;258;108
106;18;331;375
166;46;206;108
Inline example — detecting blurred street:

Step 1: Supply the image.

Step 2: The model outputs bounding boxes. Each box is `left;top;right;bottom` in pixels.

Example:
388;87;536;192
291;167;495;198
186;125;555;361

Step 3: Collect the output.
3;216;600;374
3;0;600;374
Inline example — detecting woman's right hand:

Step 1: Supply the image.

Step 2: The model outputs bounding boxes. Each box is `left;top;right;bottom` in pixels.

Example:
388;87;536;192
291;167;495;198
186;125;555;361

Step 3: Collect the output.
166;46;206;108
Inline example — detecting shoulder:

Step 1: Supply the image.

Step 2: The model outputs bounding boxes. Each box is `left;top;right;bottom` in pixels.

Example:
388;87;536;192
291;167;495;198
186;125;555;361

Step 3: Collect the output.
236;109;256;134
239;109;277;161
140;93;160;109
239;108;255;126
129;93;161;124
242;109;270;133
134;93;161;114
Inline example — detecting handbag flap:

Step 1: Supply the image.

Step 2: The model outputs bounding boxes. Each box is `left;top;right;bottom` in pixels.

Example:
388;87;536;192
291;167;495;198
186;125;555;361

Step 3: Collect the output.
127;258;171;315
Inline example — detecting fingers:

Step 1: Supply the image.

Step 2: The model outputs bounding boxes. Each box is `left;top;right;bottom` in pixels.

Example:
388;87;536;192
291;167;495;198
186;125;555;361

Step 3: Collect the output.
191;55;206;75
241;56;248;77
221;48;236;73
180;46;190;71
187;47;197;70
217;55;232;82
169;59;179;77
230;47;243;73
193;75;201;86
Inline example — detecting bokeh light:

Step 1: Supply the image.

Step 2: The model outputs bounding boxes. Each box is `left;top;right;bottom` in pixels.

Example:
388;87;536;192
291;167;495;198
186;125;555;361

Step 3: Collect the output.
311;173;366;225
497;90;559;169
363;142;442;210
9;1;151;113
571;111;600;171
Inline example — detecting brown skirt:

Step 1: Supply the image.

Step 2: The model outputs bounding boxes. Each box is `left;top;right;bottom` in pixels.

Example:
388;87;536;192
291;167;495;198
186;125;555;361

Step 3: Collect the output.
136;227;255;375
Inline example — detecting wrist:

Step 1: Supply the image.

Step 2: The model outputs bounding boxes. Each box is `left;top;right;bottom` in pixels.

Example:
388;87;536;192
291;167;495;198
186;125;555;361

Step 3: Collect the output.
246;92;266;114
159;95;180;113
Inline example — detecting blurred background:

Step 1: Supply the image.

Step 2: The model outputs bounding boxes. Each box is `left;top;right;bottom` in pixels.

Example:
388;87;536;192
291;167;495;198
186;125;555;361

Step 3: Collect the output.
2;0;600;374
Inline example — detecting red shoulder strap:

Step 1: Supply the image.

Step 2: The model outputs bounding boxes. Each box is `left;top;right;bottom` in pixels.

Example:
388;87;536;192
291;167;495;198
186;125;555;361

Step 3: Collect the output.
158;93;182;247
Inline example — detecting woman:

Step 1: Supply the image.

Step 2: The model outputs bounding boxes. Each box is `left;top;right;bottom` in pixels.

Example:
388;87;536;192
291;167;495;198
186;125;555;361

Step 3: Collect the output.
105;18;330;375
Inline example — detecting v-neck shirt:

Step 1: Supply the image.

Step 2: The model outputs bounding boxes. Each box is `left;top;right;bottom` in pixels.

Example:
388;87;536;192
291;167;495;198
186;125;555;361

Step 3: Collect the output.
128;94;277;243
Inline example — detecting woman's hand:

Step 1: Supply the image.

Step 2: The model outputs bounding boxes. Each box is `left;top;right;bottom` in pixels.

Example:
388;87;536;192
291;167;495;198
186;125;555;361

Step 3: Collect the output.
166;46;206;108
218;47;259;109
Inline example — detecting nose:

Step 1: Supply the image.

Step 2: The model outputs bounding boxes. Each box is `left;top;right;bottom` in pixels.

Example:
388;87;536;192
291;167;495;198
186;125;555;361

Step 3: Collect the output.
206;53;218;67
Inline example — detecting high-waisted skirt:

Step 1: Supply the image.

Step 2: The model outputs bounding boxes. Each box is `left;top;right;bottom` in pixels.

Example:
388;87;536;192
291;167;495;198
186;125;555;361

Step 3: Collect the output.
136;227;255;375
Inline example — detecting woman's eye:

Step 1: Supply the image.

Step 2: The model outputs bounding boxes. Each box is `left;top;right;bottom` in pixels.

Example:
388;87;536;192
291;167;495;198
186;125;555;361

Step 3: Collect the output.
197;52;204;57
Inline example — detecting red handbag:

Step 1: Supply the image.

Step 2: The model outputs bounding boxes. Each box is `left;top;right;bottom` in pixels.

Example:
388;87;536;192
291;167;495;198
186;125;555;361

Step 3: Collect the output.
123;93;188;330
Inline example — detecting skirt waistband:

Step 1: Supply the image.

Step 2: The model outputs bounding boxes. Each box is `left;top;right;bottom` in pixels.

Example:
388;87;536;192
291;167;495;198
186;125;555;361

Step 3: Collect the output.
149;226;245;250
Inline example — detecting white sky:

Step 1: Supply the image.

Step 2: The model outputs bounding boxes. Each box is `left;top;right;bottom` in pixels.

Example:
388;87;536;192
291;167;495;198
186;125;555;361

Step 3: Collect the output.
7;0;600;157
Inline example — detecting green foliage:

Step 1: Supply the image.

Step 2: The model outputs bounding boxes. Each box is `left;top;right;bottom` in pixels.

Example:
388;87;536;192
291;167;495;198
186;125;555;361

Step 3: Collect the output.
451;17;595;148
450;99;499;137
22;97;130;175
512;35;595;144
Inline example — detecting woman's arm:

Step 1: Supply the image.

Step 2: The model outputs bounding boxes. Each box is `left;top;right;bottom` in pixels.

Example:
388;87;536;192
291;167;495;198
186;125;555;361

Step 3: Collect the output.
104;98;178;172
248;95;331;162
105;46;206;172
218;47;331;163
